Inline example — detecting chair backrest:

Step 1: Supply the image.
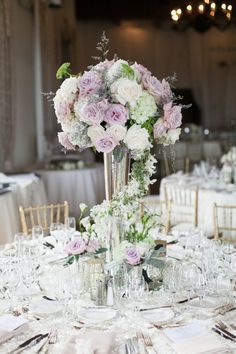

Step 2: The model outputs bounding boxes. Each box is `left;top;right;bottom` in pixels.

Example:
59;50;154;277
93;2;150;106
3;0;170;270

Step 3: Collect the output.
140;197;171;234
19;201;69;235
213;204;236;242
164;185;198;228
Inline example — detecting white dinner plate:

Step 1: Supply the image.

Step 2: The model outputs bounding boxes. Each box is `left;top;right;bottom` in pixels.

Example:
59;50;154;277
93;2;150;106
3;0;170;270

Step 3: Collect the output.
189;297;218;309
30;298;62;317
78;307;117;324
141;308;175;325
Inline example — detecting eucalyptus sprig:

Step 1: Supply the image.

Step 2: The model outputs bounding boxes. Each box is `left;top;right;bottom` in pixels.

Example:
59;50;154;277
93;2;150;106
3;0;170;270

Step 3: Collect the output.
92;31;110;62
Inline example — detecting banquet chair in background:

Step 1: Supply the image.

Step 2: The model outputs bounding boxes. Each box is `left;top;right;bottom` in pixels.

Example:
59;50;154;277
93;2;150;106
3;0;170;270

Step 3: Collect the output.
164;185;198;233
140;196;171;234
19;201;69;235
213;204;236;242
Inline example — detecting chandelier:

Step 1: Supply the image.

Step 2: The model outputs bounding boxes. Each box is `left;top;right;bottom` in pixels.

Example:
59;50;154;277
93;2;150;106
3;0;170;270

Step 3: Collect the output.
170;1;233;32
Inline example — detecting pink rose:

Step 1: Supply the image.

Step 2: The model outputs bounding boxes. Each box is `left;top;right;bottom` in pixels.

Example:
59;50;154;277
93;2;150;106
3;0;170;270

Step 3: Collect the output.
64;237;86;255
58;132;76;150
94;132;118;153
163;102;182;129
94;59;115;72
104;104;128;126
80;103;103;125
79;71;102;97
132;62;151;81
124;247;142;266
54;100;71;123
153;119;167;138
86;238;100;252
142;75;173;105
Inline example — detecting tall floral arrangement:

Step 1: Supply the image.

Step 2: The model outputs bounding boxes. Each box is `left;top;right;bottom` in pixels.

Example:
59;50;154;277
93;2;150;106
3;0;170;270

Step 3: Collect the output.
53;33;183;249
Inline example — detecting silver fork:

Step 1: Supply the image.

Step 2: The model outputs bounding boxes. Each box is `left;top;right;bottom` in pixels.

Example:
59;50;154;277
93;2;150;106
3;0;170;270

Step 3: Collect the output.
138;331;158;353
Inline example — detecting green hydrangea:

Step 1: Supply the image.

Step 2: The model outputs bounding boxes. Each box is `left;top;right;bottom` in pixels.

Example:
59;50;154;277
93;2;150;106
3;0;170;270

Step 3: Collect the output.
130;91;157;124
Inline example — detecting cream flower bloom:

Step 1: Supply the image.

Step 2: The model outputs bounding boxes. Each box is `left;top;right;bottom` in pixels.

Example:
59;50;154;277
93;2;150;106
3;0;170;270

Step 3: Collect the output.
111;78;142;107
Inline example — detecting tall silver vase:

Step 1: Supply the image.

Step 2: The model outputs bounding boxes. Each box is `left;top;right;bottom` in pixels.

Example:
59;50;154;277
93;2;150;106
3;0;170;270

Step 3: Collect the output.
103;151;130;263
103;151;130;201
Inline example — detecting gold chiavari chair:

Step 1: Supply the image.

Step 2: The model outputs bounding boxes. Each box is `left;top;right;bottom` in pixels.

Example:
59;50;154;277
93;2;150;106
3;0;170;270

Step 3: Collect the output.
164;185;198;232
213;204;236;242
140;196;171;234
19;201;69;235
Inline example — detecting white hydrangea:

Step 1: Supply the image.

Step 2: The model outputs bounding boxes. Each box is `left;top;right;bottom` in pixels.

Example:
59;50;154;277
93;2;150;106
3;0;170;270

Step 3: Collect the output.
130;91;157;124
61;118;79;133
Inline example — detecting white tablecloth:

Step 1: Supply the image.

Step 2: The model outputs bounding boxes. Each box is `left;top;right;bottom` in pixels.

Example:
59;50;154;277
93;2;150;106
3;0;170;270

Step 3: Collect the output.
37;164;105;217
160;172;236;236
0;174;47;245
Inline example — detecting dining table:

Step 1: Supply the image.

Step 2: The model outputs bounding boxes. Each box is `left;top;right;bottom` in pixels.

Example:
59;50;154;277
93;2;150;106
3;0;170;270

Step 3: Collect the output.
0;174;47;245
0;231;235;354
160;170;236;237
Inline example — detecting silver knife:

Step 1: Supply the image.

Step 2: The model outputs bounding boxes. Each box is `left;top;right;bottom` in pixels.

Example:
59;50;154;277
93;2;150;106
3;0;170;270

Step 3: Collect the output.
7;333;48;354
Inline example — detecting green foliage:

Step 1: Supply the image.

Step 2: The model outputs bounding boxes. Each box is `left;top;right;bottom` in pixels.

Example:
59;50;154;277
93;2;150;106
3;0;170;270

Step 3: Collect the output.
56;63;72;79
121;64;135;80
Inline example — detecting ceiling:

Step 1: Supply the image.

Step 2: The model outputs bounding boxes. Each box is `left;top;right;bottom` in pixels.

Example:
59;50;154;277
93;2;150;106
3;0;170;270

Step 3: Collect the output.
75;0;236;29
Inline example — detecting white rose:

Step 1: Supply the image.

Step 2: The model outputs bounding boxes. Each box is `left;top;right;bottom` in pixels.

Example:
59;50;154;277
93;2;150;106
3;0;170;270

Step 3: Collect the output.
111;78;142;107
124;125;150;151
60;77;79;95
165;128;181;145
106;59;128;83
87;125;104;142
107;125;127;141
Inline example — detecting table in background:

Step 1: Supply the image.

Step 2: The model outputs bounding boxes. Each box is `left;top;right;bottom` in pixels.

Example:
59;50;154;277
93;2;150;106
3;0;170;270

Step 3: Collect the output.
37;163;105;217
160;172;236;236
0;174;47;245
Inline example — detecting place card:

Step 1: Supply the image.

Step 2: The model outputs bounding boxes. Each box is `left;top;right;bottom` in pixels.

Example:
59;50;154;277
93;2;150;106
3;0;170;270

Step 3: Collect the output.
0;314;28;332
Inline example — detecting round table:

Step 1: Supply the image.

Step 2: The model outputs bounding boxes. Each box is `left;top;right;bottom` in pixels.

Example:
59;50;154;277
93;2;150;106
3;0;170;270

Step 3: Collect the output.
160;172;236;236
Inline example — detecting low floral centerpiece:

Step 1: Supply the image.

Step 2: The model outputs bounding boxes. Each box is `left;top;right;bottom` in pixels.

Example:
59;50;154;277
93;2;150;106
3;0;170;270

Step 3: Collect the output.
53;33;184;261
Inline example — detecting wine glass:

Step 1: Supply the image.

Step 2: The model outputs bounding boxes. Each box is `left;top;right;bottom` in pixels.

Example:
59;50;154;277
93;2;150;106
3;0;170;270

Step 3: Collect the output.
32;225;44;254
127;268;147;311
65;217;76;240
50;223;64;252
14;233;27;258
113;263;128;310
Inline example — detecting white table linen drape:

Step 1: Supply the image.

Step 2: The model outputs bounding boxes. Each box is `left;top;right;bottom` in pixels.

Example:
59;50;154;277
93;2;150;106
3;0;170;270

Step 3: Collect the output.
37;164;105;217
0;174;47;244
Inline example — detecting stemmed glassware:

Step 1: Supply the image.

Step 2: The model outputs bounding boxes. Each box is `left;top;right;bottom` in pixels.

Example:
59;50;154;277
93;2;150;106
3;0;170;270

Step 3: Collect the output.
65;217;76;241
127;267;147;312
50;222;64;253
113;263;128;311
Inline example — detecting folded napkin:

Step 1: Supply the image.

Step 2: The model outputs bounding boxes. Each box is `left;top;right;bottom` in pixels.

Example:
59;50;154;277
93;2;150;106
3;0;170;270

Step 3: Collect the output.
61;330;115;354
163;323;229;354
